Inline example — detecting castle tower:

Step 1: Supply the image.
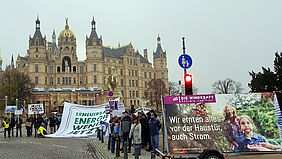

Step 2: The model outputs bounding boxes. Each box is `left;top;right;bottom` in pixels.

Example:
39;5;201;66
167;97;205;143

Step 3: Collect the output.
153;35;168;88
28;16;47;59
86;17;103;60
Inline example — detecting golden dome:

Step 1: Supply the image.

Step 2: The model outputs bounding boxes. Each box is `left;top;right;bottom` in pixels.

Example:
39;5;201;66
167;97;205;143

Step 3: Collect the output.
59;18;76;39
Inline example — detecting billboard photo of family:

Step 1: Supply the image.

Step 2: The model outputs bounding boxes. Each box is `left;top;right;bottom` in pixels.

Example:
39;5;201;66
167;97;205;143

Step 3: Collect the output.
164;92;282;154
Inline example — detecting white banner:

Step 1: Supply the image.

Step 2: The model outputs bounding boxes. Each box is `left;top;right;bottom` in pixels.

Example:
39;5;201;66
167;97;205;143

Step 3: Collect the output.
46;102;110;138
28;104;44;114
15;110;23;115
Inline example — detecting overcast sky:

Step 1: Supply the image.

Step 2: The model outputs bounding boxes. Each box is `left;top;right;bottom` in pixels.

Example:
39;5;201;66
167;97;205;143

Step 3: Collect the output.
1;0;282;94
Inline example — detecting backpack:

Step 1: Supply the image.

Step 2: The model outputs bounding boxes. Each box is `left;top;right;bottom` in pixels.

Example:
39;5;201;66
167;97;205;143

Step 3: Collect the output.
121;120;131;134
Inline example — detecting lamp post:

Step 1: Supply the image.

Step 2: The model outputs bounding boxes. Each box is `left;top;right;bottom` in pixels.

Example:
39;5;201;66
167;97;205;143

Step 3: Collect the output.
96;94;99;105
93;96;96;106
5;96;8;109
16;98;18;109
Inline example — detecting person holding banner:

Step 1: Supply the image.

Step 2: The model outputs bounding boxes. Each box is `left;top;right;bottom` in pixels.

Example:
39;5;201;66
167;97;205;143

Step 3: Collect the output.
16;115;23;137
2;117;10;138
26;115;32;137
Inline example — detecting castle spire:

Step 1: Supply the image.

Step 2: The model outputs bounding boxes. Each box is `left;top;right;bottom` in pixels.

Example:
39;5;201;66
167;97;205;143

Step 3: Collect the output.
65;18;69;29
36;15;40;30
91;16;96;30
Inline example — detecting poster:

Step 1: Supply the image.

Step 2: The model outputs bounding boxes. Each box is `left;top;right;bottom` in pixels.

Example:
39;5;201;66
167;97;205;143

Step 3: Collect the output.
5;106;17;113
15;110;23;115
28;104;44;114
164;92;282;154
46;102;110;138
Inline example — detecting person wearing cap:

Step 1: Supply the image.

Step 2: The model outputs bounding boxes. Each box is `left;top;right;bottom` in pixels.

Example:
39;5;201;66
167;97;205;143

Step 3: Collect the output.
120;111;132;153
148;112;161;153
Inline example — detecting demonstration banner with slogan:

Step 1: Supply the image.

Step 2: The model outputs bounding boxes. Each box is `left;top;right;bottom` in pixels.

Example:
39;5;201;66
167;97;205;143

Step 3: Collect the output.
5;106;17;113
46;102;110;138
28;104;44;114
164;92;282;154
15;110;23;115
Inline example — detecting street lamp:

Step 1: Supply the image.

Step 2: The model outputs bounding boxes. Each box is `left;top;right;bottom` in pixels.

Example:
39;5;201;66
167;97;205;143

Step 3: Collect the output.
5;96;8;108
93;96;96;106
16;98;18;109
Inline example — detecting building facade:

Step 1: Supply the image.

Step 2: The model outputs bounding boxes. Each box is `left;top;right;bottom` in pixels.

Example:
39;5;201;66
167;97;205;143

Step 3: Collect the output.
15;17;168;112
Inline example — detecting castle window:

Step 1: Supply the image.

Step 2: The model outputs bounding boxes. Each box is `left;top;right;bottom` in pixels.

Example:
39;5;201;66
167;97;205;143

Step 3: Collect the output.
129;90;132;98
35;65;39;73
62;77;65;85
121;90;124;96
73;77;76;84
135;70;138;76
45;77;47;85
57;66;60;73
120;79;123;86
94;64;96;72
94;76;97;84
36;41;39;45
80;77;84;84
86;77;88;84
149;72;152;78
57;77;60;84
50;77;54;85
36;48;38;52
136;80;138;87
154;73;156;79
130;59;132;65
127;59;129;64
35;77;38;85
136;91;139;98
144;72;147;78
132;70;134;76
80;66;84;73
45;66;47;73
129;69;131;76
133;59;136;65
144;81;147;87
73;66;76;72
129;80;131;87
69;77;72;85
50;66;53;74
120;69;123;75
162;72;164;78
132;80;134;87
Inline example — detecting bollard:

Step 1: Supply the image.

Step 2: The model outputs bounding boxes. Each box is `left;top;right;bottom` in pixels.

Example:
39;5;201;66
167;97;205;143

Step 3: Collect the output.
124;140;128;159
116;137;120;157
107;134;111;150
151;151;156;159
97;128;101;141
101;128;104;143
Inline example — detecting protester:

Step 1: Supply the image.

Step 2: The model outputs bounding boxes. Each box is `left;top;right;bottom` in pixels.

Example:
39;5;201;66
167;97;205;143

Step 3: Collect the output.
15;115;23;137
139;112;148;148
53;114;58;131
43;114;48;130
148;112;161;153
2;117;10;138
111;116;120;153
34;114;43;137
30;115;34;136
49;114;56;134
10;115;16;137
108;114;113;150
145;112;152;151
26;115;32;137
37;123;47;138
120;111;132;153
129;105;135;115
130;117;142;158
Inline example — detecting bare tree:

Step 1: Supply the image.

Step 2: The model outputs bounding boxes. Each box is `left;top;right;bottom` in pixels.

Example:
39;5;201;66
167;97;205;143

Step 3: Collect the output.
169;81;179;96
212;78;243;94
143;79;168;111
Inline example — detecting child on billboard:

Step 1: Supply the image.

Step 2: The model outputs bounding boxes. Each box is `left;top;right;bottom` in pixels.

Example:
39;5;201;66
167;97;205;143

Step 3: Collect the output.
237;115;280;151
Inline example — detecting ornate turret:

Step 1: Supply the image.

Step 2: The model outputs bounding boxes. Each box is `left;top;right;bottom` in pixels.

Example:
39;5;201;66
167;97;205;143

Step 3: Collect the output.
58;18;76;41
86;17;102;46
153;34;166;59
29;16;46;46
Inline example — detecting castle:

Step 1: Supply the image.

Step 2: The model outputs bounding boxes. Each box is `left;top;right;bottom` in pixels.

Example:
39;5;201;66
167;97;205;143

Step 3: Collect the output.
3;17;168;112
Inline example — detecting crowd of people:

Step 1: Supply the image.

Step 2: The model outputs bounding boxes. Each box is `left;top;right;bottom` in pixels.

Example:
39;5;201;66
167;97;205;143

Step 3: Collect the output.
108;105;162;158
1;113;62;138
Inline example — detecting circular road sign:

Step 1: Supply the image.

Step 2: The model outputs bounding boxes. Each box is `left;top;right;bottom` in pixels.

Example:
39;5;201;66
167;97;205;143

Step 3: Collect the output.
108;91;114;97
178;54;192;69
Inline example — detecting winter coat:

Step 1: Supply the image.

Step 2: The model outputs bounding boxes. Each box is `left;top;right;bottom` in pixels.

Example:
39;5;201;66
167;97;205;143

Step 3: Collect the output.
129;123;142;144
120;116;131;134
49;117;55;127
16;118;23;128
148;117;161;136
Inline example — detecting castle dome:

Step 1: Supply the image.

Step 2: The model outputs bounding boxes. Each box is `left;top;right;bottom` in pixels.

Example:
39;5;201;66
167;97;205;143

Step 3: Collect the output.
59;18;76;39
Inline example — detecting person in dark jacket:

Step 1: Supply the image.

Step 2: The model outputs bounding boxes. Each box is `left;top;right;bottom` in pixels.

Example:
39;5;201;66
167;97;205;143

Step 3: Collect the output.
16;115;23;137
139;113;148;148
148;112;161;152
53;114;58;131
49;114;56;134
10;115;16;137
34;114;43;137
120;111;132;153
26;115;32;137
145;112;152;151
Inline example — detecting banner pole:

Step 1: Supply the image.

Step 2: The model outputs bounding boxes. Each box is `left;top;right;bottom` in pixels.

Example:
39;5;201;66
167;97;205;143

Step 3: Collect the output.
160;95;169;155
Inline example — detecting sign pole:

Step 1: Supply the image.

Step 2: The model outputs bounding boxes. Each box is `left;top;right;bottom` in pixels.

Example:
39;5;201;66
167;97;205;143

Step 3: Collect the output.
182;37;186;76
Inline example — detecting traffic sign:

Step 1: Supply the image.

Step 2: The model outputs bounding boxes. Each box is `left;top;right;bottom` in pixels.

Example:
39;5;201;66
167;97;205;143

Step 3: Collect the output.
178;54;192;69
108;91;114;97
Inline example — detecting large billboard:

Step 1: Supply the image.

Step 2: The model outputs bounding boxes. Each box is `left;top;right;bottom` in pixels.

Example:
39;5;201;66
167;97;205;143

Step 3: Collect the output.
164;92;282;154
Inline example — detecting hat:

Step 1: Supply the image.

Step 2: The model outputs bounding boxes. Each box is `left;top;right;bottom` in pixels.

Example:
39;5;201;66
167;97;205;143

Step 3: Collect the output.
151;112;155;116
123;111;128;114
